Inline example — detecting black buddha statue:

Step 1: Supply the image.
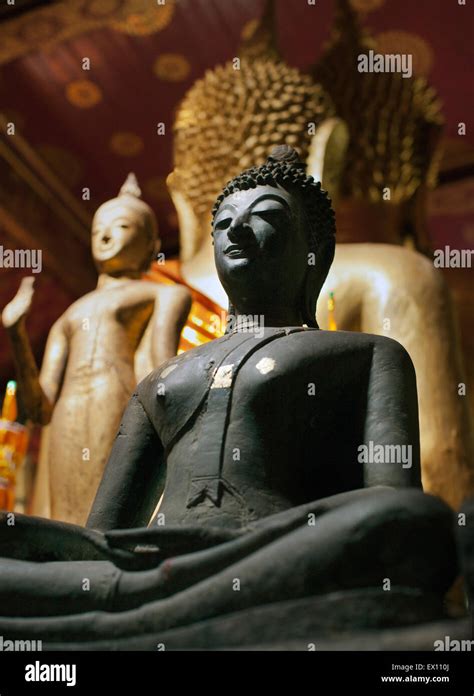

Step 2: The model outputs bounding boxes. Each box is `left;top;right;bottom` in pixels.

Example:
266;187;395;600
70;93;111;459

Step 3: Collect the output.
0;146;458;649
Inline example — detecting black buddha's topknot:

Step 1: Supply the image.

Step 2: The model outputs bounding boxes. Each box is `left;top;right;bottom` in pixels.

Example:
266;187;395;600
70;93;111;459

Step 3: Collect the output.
212;145;336;254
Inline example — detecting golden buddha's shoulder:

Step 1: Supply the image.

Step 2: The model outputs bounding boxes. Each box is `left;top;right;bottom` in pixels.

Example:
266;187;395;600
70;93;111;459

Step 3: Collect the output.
60;291;102;328
138;279;191;304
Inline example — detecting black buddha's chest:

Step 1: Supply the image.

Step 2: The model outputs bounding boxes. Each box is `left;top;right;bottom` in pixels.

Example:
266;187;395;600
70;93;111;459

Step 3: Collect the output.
140;329;374;505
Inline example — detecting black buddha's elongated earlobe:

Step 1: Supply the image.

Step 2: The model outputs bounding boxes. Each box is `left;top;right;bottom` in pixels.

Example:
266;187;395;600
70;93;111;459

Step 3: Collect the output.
225;302;236;334
303;234;336;328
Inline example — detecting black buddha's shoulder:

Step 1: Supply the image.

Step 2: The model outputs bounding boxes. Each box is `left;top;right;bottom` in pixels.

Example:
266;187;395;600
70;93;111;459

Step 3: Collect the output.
281;329;415;373
137;339;220;391
296;328;411;353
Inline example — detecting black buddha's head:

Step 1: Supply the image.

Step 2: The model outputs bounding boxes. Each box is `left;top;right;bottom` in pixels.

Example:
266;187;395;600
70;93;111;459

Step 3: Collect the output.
211;145;335;328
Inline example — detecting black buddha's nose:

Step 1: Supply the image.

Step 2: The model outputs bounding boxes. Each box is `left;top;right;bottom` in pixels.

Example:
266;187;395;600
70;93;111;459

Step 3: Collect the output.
228;219;254;244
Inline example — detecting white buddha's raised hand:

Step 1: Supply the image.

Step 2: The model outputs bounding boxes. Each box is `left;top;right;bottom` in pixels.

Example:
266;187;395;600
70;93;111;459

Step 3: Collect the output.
2;276;35;329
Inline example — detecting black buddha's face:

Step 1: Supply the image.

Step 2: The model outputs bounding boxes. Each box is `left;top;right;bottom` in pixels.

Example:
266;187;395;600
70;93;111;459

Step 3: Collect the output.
212;185;309;317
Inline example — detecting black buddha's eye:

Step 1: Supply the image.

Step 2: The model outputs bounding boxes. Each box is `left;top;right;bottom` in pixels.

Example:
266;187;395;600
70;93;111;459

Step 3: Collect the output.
214;217;232;231
253;209;287;224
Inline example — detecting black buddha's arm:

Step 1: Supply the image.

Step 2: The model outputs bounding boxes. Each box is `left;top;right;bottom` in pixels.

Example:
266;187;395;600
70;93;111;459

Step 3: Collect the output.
86;392;164;531
363;337;421;489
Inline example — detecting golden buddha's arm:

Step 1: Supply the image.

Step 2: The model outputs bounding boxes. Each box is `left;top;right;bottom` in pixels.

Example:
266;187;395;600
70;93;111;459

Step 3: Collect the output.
2;277;68;425
150;285;191;365
37;317;69;418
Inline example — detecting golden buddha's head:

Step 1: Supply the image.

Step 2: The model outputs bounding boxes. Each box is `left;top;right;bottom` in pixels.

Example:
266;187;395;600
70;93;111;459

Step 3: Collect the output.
92;173;159;275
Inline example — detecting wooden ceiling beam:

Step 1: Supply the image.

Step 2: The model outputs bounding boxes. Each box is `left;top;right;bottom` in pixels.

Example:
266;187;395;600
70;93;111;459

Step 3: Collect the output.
0;203;94;295
0;114;91;244
0;0;55;22
0;114;96;296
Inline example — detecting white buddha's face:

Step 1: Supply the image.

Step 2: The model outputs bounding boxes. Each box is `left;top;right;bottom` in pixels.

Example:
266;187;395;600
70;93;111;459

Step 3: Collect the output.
91;201;155;275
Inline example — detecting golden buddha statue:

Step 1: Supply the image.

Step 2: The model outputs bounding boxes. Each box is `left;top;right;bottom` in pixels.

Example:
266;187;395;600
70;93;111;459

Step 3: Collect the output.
165;0;473;509
311;0;472;509
312;0;444;250
1;174;191;525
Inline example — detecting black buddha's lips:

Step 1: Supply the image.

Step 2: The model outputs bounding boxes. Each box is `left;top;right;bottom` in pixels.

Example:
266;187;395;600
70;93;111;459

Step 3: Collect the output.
224;243;258;258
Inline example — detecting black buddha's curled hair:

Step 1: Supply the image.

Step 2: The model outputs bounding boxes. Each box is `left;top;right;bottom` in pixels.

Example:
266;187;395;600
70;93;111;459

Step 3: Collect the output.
212;145;336;328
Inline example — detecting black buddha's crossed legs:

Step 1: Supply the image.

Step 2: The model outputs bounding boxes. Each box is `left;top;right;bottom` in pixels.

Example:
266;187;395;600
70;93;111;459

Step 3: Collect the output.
0;488;456;645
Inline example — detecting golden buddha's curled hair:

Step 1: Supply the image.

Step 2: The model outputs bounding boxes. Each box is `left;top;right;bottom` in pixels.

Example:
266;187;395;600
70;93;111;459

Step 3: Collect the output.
173;58;335;225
